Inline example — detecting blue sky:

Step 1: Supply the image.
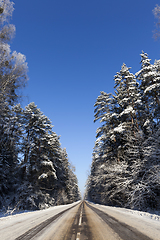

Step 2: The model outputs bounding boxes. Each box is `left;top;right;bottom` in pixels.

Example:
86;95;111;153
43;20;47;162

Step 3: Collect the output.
11;0;160;196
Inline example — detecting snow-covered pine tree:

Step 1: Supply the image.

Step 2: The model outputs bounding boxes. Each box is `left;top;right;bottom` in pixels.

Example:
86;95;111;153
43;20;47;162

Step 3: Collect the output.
15;103;80;210
143;124;160;209
86;53;160;211
86;63;144;207
126;52;160;210
56;148;81;204
55;148;71;205
153;59;160;122
67;162;81;202
16;103;58;210
0;1;80;211
135;51;158;135
105;64;142;206
113;64;142;206
0;103;25;209
94;92;115;166
87;91;117;203
0;0;28;210
128;123;160;210
112;63;143;162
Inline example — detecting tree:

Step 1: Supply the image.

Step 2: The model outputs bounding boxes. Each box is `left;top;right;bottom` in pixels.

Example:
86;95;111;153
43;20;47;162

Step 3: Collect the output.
0;1;80;211
136;51;160;130
55;148;81;205
103;64;143;206
128;124;160;210
0;0;28;209
0;0;28;112
14;103;81;210
86;56;160;211
0;103;24;209
16;103;57;209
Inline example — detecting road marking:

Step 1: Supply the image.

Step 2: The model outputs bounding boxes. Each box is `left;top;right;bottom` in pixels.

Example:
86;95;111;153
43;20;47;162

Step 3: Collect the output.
76;232;80;240
78;211;82;226
76;204;83;239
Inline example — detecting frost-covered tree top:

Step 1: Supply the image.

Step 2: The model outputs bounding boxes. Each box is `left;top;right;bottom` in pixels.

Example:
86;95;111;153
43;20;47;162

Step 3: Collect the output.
0;0;15;44
0;0;28;109
135;51;160;122
86;52;160;210
0;0;14;24
94;91;112;123
114;63;140;120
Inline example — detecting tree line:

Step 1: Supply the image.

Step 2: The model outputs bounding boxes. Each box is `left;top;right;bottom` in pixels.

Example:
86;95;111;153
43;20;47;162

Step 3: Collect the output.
85;52;160;211
0;0;80;212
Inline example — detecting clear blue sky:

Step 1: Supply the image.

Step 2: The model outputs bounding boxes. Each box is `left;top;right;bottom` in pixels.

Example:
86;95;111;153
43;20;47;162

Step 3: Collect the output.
11;0;160;196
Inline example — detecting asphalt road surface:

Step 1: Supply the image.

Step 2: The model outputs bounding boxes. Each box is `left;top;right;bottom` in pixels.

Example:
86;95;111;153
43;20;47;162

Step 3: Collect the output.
0;201;158;240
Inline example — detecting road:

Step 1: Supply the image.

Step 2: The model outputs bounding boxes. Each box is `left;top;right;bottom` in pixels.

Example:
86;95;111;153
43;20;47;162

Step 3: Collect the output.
0;201;159;240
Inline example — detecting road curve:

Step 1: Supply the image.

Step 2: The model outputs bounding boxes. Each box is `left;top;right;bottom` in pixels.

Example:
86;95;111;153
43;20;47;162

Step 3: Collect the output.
0;201;159;240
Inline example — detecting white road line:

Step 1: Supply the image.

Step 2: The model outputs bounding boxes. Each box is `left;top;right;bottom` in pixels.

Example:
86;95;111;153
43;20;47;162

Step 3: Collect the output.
78;213;82;226
78;204;83;226
76;232;81;240
76;204;83;239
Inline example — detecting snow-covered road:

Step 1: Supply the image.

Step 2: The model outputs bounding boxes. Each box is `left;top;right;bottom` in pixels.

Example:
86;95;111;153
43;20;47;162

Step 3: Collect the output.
88;202;160;240
0;201;79;240
0;200;160;240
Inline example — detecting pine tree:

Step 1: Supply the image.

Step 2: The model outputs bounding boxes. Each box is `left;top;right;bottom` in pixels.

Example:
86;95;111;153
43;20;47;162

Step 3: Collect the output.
104;64;142;206
16;103;58;209
0;0;28;209
14;103;81;210
86;91;116;204
56;148;81;204
153;59;160;122
0;1;80;211
135;52;157;135
86;62;145;208
86;55;160;211
128;124;160;210
0;103;24;209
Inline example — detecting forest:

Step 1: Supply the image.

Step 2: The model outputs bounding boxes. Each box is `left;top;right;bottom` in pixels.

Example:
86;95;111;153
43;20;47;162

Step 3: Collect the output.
85;53;160;211
1;0;160;214
0;0;80;212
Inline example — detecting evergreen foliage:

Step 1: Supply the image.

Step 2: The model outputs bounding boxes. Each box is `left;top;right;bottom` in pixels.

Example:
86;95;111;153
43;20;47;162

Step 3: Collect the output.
0;1;81;211
85;52;160;211
0;101;81;211
0;0;28;210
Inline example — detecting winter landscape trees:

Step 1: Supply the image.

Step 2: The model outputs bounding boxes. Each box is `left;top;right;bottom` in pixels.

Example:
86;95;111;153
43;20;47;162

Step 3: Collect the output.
0;0;80;212
85;52;160;211
1;0;160;214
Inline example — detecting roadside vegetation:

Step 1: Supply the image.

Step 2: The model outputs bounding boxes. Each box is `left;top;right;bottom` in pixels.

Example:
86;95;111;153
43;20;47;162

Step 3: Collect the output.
0;0;81;212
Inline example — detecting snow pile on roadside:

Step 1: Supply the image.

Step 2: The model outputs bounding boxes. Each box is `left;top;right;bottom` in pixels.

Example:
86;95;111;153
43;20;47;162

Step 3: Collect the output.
88;201;160;240
121;208;160;221
0;209;30;219
89;201;160;222
0;201;80;220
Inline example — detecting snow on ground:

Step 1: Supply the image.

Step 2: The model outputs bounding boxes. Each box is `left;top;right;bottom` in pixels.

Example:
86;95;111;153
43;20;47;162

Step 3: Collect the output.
0;201;80;220
116;206;160;221
89;201;160;240
0;201;80;240
0;201;160;240
0;209;30;219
